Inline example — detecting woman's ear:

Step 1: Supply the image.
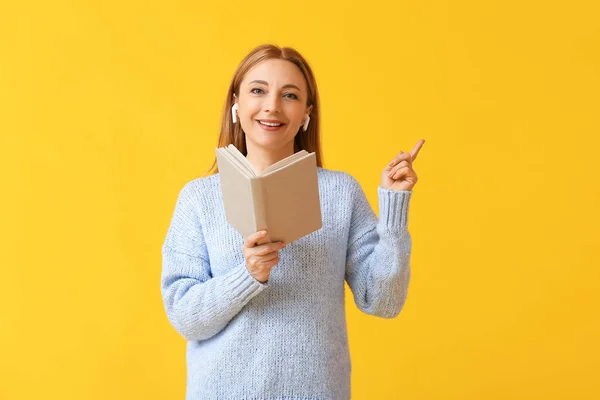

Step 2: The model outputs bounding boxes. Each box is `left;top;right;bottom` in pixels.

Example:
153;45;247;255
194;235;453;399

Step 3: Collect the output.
306;105;313;116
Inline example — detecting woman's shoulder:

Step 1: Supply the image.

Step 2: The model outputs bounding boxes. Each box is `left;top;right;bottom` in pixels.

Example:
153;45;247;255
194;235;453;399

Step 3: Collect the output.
175;173;221;202
317;167;361;190
191;173;221;189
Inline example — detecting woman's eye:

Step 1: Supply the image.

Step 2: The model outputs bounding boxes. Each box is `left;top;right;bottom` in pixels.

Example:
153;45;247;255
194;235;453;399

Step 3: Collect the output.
250;88;297;99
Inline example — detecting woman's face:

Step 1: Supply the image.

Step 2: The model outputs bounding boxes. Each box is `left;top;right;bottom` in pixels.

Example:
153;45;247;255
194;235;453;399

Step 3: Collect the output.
235;59;312;152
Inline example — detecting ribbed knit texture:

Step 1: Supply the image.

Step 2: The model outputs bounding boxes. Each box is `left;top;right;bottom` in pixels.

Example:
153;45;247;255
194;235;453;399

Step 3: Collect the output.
161;167;413;400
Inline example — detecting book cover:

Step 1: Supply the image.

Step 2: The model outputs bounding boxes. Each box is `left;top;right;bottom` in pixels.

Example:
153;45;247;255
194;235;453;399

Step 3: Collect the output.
215;145;322;243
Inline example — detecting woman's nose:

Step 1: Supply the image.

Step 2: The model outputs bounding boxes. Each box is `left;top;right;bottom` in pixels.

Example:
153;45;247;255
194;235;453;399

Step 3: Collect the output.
263;93;281;113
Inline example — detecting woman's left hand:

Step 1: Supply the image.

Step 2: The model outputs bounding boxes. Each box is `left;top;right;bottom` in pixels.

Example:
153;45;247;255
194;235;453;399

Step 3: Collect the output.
380;139;425;191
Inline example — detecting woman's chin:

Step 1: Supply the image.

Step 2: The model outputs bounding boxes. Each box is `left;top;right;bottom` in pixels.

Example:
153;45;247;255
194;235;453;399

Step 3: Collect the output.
248;132;294;150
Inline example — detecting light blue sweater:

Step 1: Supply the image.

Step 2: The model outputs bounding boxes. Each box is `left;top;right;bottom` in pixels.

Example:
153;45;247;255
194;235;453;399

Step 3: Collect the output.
161;167;413;400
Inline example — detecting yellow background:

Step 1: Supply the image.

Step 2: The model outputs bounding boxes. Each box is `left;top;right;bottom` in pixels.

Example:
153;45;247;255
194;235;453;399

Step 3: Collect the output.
1;0;599;399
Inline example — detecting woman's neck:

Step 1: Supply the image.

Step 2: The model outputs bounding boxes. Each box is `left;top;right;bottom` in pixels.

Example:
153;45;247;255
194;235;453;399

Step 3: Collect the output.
245;141;295;175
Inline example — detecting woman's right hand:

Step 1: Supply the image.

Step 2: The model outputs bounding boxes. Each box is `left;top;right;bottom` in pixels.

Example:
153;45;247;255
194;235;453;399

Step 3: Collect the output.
243;230;286;283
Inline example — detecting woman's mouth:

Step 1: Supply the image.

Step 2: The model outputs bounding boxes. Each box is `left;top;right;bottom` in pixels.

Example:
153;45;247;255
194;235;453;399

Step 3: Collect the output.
257;120;285;131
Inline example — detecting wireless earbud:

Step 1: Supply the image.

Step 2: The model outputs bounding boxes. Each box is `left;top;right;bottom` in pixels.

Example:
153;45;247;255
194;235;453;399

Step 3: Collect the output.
303;115;310;131
231;103;238;123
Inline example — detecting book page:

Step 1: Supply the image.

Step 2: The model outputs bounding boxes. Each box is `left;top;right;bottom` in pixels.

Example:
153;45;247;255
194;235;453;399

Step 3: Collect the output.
262;151;312;177
215;149;258;238
217;148;253;179
223;145;257;177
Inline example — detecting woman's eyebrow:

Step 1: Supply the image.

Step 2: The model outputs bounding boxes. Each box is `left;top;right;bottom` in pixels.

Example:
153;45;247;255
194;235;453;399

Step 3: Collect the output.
248;80;301;91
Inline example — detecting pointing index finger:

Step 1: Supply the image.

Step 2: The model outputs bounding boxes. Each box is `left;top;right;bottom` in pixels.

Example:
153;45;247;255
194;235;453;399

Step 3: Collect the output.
410;139;425;162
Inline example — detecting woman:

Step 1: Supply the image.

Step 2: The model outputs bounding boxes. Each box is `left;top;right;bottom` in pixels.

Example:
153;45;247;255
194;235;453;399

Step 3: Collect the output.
161;43;425;400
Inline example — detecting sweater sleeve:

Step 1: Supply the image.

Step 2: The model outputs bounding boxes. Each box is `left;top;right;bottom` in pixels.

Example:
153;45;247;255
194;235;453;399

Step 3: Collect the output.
344;178;413;318
160;181;268;342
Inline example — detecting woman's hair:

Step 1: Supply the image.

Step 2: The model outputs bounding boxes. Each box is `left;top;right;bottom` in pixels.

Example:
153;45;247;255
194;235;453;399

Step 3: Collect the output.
204;43;323;176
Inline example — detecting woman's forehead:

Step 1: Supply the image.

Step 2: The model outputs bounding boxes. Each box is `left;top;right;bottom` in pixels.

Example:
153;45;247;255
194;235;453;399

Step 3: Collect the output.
242;59;306;89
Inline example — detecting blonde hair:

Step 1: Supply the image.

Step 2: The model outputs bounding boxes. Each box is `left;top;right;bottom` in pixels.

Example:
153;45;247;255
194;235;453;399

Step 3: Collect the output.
204;44;323;175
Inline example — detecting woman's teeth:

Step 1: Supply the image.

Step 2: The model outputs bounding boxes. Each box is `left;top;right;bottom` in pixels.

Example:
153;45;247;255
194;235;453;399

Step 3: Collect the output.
259;121;283;127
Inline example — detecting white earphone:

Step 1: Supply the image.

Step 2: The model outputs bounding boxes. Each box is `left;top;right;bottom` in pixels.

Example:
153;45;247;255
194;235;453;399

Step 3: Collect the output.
303;115;310;131
232;102;310;131
231;103;238;124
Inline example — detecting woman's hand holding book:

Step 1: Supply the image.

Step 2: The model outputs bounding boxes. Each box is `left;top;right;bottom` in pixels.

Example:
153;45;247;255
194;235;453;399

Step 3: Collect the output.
243;230;287;283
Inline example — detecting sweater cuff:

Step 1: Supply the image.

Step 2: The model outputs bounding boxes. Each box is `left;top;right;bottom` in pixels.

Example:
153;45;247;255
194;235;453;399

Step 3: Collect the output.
377;186;412;231
225;261;269;304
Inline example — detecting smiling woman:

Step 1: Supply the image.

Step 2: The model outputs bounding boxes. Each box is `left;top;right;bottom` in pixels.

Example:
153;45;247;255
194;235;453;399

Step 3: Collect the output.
207;44;323;176
235;59;314;174
161;43;420;400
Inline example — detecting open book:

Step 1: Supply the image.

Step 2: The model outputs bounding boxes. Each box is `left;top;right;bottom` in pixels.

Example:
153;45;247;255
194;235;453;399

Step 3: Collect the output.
215;144;322;244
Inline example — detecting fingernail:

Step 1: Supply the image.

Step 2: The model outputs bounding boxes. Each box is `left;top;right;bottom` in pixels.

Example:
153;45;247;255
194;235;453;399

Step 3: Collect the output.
260;230;267;236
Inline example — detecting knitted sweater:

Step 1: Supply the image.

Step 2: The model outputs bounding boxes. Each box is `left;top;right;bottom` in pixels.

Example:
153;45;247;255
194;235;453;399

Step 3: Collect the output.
161;167;413;400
